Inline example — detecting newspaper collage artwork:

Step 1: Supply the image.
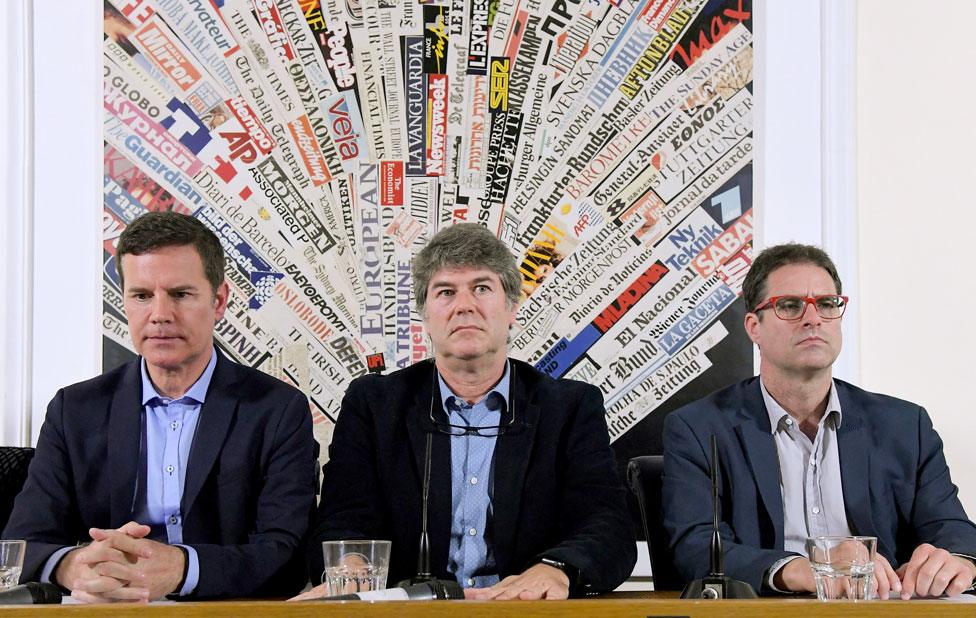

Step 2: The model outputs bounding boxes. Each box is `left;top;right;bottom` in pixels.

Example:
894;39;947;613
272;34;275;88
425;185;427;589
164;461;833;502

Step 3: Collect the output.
102;0;755;466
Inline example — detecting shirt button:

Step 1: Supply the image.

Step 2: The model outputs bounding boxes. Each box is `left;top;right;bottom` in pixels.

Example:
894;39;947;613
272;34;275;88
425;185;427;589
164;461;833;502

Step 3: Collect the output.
169;515;178;524
166;465;175;474
171;421;179;430
785;418;793;426
468;528;477;536
470;477;478;485
812;506;821;515
467;578;475;586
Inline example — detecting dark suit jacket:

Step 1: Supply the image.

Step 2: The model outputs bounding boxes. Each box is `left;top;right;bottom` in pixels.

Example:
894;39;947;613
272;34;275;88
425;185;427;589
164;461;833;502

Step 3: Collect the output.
3;352;318;599
662;377;976;592
306;359;636;595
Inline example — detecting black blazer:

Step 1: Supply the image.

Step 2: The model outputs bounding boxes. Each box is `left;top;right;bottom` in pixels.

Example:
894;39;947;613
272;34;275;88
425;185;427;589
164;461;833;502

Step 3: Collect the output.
662;377;976;592
4;352;318;599
306;359;636;594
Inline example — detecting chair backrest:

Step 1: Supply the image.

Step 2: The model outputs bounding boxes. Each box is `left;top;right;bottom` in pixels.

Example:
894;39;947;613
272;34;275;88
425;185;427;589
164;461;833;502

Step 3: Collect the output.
627;455;683;591
0;447;35;533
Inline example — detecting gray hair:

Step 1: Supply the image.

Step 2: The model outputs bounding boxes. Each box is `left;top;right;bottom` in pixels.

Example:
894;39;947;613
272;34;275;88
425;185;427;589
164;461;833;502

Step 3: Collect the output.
412;223;521;314
742;243;843;315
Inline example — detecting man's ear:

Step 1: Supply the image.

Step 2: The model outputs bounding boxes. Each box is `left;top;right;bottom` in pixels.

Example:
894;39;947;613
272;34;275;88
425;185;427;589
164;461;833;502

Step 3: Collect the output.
744;311;762;347
213;281;230;321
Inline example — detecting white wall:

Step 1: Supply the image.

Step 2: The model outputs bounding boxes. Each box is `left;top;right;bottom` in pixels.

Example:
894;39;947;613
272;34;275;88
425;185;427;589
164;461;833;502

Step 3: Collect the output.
755;0;859;383
857;0;976;517
26;1;103;444
0;0;34;447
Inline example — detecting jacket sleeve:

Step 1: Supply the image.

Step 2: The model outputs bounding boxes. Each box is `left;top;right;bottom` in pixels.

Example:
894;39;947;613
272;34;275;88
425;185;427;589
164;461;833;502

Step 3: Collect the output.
187;389;318;599
903;406;976;560
538;383;637;595
662;410;794;593
3;389;85;582
304;377;385;584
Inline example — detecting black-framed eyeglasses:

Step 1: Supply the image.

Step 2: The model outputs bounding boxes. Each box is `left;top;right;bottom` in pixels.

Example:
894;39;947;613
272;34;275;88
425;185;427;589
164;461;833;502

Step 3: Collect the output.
428;390;518;436
427;362;518;437
753;295;849;321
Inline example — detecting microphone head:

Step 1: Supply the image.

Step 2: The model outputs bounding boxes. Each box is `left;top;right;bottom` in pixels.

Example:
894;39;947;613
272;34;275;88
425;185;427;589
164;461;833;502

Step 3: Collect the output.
428;580;463;600
25;582;63;604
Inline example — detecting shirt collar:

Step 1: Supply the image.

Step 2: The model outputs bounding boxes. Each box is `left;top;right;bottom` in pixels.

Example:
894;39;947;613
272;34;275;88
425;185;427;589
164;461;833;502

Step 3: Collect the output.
437;360;511;414
141;347;218;405
760;376;843;433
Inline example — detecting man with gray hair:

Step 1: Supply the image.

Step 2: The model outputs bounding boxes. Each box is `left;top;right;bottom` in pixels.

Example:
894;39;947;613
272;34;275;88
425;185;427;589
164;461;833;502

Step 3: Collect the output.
301;223;635;599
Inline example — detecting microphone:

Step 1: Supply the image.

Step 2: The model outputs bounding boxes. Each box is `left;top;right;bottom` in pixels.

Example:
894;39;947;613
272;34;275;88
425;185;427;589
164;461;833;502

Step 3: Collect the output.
0;582;63;605
400;431;436;586
318;579;463;601
680;435;757;599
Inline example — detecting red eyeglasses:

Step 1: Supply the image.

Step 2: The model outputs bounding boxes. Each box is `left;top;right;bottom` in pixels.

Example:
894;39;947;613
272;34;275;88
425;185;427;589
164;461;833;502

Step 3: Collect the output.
753;295;849;321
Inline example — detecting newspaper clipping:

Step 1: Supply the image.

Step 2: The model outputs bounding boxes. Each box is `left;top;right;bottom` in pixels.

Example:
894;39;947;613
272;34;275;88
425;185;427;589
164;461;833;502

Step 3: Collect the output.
102;0;756;520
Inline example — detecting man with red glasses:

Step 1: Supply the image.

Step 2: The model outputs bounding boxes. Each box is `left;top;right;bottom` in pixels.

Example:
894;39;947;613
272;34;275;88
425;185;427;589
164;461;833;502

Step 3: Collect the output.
662;243;976;598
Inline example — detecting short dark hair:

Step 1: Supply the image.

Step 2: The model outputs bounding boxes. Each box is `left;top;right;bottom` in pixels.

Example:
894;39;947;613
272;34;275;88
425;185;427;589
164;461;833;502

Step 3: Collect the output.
116;211;225;293
412;223;521;314
742;243;842;314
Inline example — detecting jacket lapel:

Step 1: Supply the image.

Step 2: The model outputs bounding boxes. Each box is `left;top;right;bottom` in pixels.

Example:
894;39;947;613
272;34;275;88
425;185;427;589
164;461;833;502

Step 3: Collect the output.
836;383;874;538
733;381;785;547
108;360;145;526
490;361;540;569
405;361;451;576
181;352;237;516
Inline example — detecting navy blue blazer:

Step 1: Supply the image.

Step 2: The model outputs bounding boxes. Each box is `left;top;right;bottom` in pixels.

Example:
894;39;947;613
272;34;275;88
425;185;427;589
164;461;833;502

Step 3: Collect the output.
4;352;318;599
306;359;636;595
662;377;976;592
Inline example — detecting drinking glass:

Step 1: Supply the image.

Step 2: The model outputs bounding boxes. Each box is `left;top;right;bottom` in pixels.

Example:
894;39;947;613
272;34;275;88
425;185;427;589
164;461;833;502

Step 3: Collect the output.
321;540;391;597
806;536;876;601
0;540;26;591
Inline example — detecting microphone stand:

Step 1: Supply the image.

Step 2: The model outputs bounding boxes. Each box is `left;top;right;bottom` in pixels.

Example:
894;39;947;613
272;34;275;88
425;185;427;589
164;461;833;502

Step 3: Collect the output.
407;432;436;585
680;435;757;599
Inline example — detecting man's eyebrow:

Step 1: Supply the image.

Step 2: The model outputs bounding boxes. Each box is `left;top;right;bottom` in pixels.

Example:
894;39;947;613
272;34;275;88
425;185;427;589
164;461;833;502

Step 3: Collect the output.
126;285;199;294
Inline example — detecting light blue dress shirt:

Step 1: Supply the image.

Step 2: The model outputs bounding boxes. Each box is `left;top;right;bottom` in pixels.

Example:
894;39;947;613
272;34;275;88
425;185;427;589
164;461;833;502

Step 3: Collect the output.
438;363;510;589
40;349;217;596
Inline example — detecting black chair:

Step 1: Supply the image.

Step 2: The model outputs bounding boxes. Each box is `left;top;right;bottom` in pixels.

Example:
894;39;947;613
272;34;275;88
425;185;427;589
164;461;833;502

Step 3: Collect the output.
627;455;683;591
0;447;35;533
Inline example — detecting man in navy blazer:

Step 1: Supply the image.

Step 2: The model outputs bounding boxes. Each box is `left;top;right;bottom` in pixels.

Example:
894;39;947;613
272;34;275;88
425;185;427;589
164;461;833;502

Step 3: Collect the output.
298;224;635;600
4;212;317;601
663;243;976;598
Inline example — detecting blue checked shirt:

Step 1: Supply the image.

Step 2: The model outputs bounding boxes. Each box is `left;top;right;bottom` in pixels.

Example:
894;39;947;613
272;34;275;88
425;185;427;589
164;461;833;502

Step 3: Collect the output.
438;364;510;589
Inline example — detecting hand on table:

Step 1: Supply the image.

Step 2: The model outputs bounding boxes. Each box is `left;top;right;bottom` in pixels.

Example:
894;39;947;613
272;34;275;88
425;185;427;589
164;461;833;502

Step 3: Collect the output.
56;521;187;603
464;563;570;600
289;553;371;601
869;553;901;599
896;543;976;599
289;582;329;601
55;521;153;603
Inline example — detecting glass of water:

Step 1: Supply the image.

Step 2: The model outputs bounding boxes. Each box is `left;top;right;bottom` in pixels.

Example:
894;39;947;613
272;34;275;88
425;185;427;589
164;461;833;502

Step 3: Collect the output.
806;536;876;601
0;540;25;590
321;540;391;597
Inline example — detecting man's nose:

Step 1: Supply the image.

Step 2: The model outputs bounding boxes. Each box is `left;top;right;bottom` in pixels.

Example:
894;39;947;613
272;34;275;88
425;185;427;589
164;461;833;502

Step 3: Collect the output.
150;295;174;322
453;288;477;312
800;299;822;325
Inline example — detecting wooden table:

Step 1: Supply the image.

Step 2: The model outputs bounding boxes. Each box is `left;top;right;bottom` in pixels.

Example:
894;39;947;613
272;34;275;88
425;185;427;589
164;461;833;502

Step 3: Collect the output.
3;591;975;616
